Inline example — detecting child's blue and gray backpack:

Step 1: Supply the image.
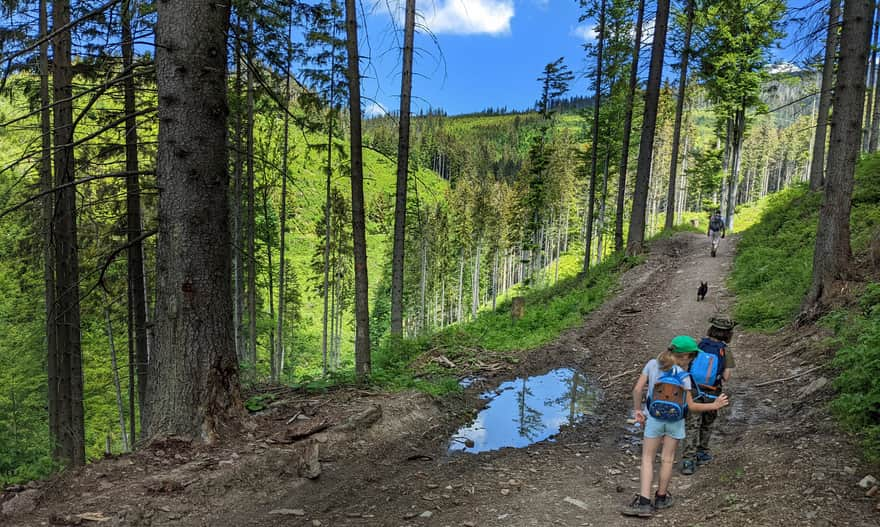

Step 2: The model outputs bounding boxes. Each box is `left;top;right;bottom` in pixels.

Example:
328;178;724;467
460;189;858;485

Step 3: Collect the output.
689;338;727;391
647;369;690;422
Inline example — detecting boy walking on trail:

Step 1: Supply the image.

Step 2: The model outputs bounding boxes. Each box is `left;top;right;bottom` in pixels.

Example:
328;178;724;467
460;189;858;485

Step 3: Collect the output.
621;336;730;518
681;317;736;475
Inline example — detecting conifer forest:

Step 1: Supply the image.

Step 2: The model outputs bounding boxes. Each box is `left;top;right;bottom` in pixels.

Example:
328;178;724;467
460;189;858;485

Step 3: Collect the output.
1;3;880;521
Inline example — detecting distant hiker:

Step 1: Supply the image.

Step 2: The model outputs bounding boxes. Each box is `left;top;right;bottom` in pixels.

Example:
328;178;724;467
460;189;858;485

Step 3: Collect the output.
681;316;736;475
708;210;726;257
621;336;730;517
697;281;708;301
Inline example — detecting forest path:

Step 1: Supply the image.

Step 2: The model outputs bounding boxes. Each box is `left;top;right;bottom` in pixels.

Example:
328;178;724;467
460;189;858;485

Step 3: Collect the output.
239;232;875;527
5;232;877;527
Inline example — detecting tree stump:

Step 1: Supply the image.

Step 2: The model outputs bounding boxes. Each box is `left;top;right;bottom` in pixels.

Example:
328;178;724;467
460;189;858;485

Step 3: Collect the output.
511;297;525;320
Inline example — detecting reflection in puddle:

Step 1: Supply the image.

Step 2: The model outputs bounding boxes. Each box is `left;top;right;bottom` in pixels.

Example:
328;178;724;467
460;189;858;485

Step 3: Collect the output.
448;368;597;454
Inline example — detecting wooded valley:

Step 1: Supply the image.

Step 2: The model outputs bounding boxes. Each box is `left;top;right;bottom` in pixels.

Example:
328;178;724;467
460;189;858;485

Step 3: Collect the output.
0;0;877;489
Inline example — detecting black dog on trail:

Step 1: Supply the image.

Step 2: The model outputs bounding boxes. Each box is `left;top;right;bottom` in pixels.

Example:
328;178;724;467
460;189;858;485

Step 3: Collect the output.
697;281;708;301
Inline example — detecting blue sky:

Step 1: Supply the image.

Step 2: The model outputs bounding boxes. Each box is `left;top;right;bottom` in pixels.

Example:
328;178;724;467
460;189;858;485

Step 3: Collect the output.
361;0;594;116
360;0;817;117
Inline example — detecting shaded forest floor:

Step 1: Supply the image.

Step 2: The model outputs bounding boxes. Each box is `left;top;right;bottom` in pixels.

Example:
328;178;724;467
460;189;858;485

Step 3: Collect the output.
3;232;879;527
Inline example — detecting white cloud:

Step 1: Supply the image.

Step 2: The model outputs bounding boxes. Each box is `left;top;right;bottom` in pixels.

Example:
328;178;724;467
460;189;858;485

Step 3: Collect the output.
364;101;387;118
641;17;655;46
421;0;515;36
571;24;597;42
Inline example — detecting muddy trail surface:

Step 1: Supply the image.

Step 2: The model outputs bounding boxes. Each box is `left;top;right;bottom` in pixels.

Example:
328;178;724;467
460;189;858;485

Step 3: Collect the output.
3;233;879;527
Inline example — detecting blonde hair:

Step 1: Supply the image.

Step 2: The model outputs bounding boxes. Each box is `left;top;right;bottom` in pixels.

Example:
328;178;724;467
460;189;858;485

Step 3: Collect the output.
658;349;695;370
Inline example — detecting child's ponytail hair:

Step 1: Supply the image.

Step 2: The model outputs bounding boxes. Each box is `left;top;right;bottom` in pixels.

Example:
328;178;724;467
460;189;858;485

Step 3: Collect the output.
658;348;677;370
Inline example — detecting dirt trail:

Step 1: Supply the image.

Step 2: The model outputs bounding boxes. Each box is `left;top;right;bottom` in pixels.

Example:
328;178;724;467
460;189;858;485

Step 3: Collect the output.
3;233;878;527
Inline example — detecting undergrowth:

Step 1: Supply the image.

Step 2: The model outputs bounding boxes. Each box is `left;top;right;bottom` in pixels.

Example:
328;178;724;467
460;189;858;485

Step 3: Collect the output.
731;154;880;460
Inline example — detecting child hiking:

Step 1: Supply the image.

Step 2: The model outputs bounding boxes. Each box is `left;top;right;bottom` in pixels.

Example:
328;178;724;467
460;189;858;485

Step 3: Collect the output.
681;316;736;475
708;210;726;257
621;335;730;518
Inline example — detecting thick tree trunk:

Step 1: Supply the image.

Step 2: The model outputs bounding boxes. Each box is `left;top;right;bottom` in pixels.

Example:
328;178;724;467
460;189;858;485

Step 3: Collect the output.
52;0;85;467
615;0;645;253
147;0;242;440
811;0;841;189
627;0;670;254
585;0;606;272
805;0;874;310
345;0;371;380
122;0;149;437
391;0;416;338
665;0;694;231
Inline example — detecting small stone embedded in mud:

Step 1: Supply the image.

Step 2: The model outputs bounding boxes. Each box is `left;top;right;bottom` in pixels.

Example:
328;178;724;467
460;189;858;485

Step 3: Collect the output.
269;508;306;516
859;475;878;489
419;510;433;518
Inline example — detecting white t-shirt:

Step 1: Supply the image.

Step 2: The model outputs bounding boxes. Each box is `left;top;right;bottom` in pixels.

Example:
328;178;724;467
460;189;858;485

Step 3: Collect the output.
642;358;692;399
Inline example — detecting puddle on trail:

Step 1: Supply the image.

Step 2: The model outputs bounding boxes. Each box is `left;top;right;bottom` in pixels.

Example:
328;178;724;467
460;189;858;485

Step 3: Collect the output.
448;368;597;454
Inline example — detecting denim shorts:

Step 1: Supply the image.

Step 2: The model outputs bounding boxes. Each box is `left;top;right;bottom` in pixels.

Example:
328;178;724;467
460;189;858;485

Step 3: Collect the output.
644;415;686;439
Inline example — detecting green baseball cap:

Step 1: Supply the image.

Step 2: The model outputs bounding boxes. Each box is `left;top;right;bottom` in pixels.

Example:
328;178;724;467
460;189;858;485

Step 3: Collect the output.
669;335;699;354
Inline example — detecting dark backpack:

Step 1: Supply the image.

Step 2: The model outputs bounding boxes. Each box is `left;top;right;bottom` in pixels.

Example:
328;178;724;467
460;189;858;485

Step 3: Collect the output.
690;338;727;390
647;369;690;422
709;216;724;231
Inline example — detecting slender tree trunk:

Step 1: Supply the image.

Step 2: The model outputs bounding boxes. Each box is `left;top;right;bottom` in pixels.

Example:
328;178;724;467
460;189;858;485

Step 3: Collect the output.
585;0;607;272
105;305;129;451
871;3;880;152
726;105;746;232
232;15;245;364
597;149;611;263
52;0;85;467
345;0;371;379
321;121;333;376
457;250;464;323
391;0;416;338
811;0;841;189
147;0;242;440
665;0;694;230
276;3;293;381
627;0;670;254
263;190;277;382
246;4;257;367
615;0;645;252
864;3;879;150
805;0;874;310
122;0;149;437
39;0;59;461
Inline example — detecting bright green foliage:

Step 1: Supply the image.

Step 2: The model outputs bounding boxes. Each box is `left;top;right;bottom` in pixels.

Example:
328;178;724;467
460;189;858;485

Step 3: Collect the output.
730;185;819;329
826;287;880;460
731;155;880;460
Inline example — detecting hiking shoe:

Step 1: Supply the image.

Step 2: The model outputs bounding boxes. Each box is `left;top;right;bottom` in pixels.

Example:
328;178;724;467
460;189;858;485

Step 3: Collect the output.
681;458;696;475
621;495;654;517
654;492;675;510
696;451;713;465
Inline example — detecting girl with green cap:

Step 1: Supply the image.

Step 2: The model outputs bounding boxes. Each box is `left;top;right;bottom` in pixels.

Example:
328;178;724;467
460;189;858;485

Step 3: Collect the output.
621;335;730;518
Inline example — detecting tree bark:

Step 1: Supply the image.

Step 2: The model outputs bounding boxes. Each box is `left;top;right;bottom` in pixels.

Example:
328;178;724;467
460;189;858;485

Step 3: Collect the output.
665;0;694;231
246;3;257;367
40;0;59;461
585;0;606;272
391;0;416;338
627;0;670;254
147;0;242;440
805;0;874;310
232;13;245;363
345;0;371;380
52;0;85;467
615;0;645;253
811;0;841;189
277;3;293;381
122;0;149;438
725;105;746;232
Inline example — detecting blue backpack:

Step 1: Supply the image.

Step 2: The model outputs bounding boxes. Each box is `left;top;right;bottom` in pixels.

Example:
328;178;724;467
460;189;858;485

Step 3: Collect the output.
690;338;727;391
647;369;690;422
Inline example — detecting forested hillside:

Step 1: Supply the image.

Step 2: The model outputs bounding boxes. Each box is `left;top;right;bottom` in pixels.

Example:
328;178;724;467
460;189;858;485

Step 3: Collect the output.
0;0;878;497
